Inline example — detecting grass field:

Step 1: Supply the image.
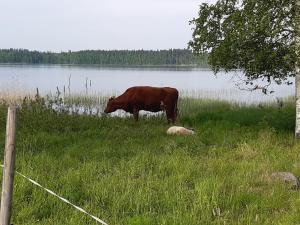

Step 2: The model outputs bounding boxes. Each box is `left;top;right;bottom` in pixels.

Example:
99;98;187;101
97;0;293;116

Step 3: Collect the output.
0;95;299;225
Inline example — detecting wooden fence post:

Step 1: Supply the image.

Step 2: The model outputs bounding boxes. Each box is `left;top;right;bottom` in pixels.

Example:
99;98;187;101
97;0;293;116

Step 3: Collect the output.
0;106;17;225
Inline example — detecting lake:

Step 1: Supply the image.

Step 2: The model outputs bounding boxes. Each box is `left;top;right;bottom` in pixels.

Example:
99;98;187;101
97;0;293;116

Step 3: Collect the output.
0;64;295;103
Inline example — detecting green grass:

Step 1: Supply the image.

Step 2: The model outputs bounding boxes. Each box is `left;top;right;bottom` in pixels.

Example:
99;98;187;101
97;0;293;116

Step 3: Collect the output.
0;97;299;225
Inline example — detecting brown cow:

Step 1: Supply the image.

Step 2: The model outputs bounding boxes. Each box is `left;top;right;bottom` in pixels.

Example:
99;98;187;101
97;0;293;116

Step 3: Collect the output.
104;86;178;123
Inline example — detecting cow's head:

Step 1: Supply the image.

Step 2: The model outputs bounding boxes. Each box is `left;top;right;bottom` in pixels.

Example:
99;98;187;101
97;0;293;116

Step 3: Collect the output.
104;96;116;113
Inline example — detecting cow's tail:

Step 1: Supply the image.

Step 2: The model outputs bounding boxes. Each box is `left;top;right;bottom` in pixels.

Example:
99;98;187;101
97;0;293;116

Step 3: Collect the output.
174;91;179;120
173;101;177;113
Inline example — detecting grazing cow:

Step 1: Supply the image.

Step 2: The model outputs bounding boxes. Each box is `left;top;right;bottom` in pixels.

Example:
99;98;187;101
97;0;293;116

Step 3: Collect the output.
104;86;178;123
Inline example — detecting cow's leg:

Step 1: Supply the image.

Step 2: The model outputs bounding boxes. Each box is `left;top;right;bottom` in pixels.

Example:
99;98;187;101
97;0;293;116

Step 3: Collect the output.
165;108;173;124
133;107;139;121
173;107;178;123
166;105;177;124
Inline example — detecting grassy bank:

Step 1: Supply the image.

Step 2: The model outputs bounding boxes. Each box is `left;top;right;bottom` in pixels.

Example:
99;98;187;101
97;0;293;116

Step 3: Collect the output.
0;96;299;225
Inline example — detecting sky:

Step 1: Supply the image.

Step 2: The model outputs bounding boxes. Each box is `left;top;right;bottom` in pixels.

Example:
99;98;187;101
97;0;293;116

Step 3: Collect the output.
0;0;215;52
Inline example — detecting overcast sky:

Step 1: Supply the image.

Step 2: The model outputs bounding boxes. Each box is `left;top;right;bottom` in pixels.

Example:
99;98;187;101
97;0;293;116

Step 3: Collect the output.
0;0;215;52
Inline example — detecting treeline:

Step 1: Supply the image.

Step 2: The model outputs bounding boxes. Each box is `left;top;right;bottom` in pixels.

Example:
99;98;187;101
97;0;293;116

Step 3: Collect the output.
0;49;208;67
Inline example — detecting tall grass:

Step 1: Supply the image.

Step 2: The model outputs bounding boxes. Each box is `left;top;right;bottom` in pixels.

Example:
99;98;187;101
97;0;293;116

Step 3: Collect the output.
0;93;299;225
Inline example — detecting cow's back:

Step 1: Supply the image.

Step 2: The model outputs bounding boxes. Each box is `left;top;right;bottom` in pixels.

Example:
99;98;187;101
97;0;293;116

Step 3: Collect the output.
123;86;178;111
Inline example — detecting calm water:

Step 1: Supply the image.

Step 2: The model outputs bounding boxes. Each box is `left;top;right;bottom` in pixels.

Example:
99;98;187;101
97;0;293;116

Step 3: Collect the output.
0;64;295;103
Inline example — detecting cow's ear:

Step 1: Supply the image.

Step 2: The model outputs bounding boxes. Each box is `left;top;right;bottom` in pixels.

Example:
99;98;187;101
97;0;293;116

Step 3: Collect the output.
109;96;115;101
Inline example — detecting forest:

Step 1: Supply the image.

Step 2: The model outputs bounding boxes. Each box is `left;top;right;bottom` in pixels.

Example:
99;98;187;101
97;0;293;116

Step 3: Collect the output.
0;49;208;67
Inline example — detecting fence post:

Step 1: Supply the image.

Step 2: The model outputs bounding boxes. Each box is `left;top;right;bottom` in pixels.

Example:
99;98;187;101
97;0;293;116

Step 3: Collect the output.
0;106;17;225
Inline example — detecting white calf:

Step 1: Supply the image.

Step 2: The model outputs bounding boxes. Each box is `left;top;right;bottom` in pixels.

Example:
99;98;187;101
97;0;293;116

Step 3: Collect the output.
167;126;195;135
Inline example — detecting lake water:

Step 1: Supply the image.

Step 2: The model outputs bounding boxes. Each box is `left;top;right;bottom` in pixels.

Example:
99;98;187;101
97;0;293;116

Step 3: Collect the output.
0;64;295;103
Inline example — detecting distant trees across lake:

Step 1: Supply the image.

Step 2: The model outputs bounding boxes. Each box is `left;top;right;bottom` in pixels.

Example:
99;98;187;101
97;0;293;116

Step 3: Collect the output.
0;49;208;67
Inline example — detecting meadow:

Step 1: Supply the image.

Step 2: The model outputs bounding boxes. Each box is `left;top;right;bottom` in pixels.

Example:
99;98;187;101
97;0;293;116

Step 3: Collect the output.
0;93;299;225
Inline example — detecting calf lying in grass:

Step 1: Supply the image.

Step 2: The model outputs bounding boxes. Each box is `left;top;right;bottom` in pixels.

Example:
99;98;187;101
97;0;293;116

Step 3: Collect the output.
167;126;195;135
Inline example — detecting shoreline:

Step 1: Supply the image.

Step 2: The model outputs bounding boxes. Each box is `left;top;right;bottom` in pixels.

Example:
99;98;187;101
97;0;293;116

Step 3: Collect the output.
0;62;210;70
